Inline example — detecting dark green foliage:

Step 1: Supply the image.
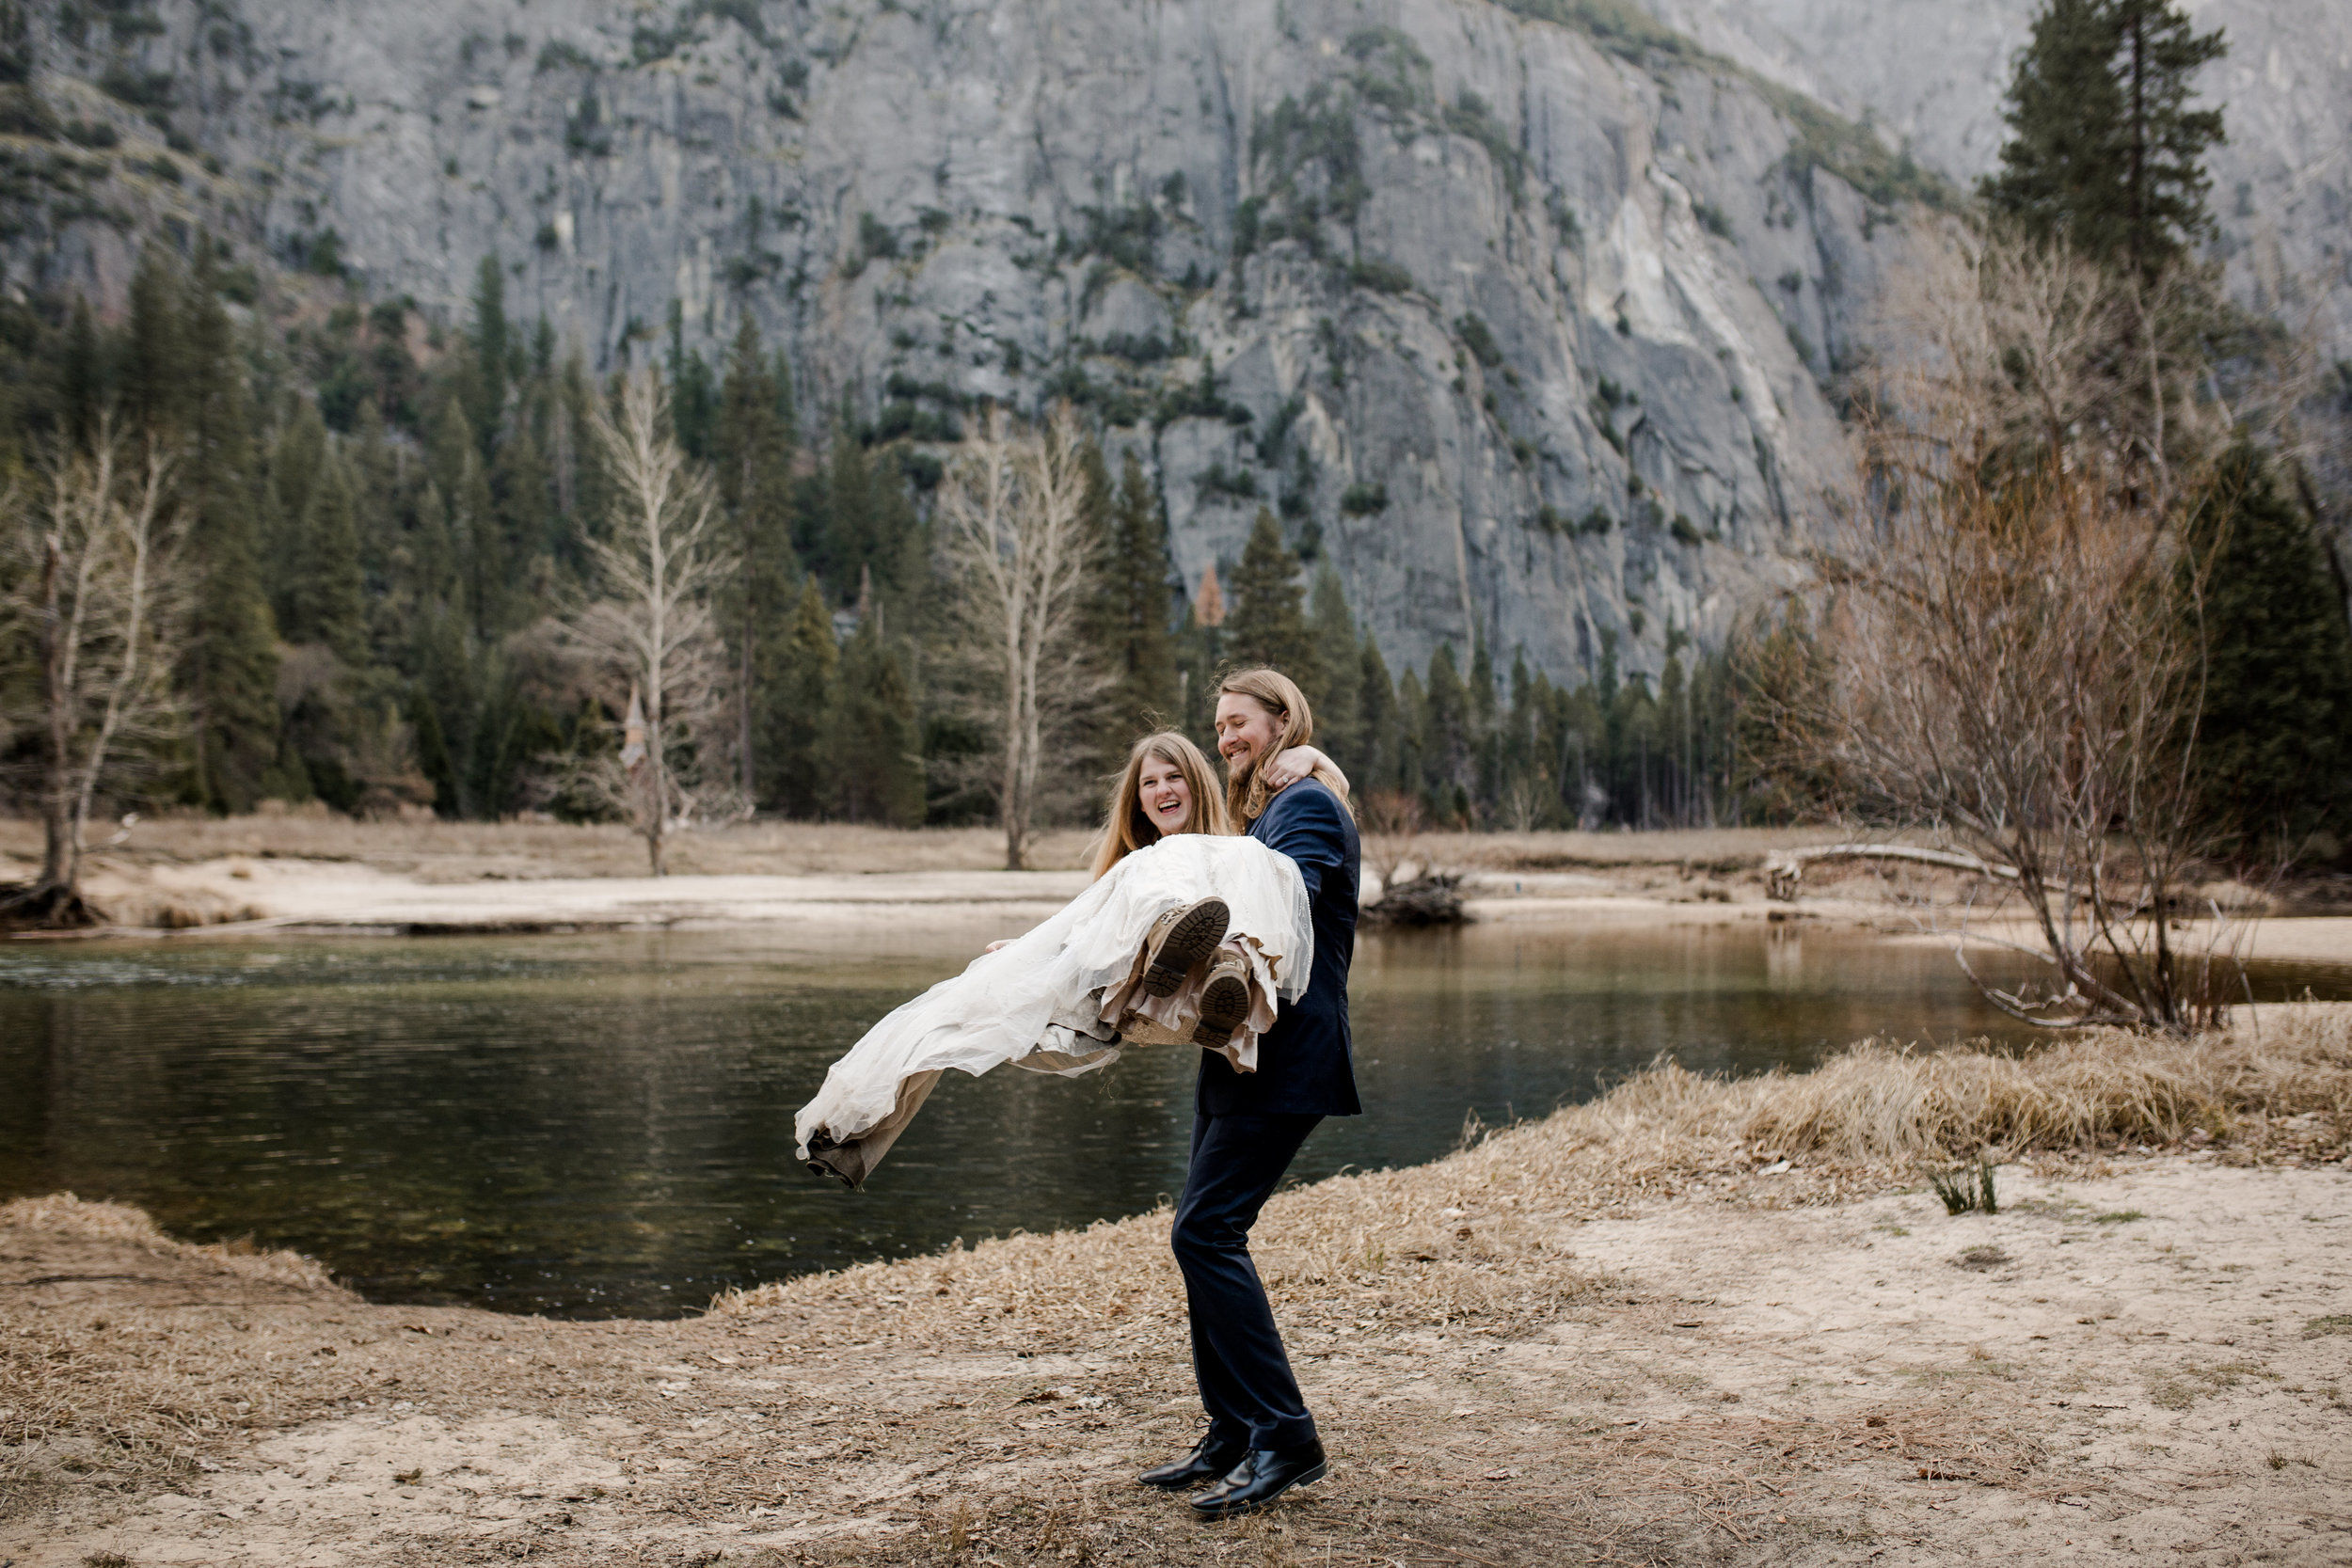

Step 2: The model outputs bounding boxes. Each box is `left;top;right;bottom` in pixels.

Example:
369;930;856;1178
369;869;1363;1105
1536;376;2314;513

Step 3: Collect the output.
536;40;597;73
1442;89;1522;190
1306;568;1363;772
827;616;925;825
1093;450;1182;743
465;254;508;444
1340;481;1388;515
1765;87;1953;212
1493;0;1702;65
1077;203;1159;272
565;92;611;156
714;316;799;801
1931;1156;2000;1214
764;578;840;818
175;245;283;813
2186;444;2352;858
286;448;367;661
1454;312;1502;367
1345;257;1414;295
1195;462;1259;502
854;212;898;270
1223;509;1321;695
666;300;717;459
1983;0;2226;277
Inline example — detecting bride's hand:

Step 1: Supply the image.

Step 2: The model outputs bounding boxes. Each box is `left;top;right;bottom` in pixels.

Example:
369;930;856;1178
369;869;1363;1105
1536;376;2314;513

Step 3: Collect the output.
983;939;1012;954
1263;745;1327;791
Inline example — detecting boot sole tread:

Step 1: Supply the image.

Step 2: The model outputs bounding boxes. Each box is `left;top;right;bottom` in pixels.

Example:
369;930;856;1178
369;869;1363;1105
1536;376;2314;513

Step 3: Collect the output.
1190;974;1251;1048
1143;900;1230;997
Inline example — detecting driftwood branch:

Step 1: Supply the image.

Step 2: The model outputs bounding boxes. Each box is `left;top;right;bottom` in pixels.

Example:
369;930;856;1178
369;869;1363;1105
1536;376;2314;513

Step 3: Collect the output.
1764;844;2019;902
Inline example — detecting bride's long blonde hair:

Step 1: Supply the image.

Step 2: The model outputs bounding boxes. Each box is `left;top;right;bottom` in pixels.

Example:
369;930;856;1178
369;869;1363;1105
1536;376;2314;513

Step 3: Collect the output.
1089;731;1232;879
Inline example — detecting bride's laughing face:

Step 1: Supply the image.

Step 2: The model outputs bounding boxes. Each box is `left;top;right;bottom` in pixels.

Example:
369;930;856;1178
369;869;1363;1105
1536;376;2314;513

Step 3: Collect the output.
1137;755;1193;835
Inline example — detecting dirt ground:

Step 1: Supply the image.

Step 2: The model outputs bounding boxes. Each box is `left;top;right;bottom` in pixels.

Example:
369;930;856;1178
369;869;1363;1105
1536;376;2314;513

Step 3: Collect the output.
6;1151;2348;1568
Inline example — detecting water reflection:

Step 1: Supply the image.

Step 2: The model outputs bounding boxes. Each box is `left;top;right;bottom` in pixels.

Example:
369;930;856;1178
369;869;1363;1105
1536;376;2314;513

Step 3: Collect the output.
2;921;2342;1318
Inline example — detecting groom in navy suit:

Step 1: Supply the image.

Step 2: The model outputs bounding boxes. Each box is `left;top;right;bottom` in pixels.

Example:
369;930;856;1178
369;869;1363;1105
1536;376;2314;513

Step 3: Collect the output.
1138;667;1361;1518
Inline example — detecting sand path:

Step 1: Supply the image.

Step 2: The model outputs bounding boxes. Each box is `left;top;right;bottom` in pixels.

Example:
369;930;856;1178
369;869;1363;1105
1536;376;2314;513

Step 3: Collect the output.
7;1156;2346;1566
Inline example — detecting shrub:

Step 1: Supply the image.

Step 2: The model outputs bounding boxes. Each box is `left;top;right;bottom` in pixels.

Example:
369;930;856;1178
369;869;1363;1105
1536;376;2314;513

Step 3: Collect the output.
99;67;175;109
1341;480;1389;515
1196;463;1261;502
535;40;597;72
1346;257;1413;295
1454;311;1502;367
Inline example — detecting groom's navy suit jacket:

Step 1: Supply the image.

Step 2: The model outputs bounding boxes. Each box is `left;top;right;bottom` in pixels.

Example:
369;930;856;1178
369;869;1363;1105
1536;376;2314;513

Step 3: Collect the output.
1198;777;1362;1118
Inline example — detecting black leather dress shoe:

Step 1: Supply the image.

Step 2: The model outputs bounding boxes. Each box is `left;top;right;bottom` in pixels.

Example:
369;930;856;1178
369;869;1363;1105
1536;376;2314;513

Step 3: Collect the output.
1188;1440;1327;1517
1137;1433;1248;1490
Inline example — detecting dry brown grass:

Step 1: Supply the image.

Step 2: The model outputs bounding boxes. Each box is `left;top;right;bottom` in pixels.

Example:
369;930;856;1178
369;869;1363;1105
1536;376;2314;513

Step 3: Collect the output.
0;1196;362;1507
0;1195;353;1295
0;813;1102;879
1;815;1871;885
715;1006;2352;1351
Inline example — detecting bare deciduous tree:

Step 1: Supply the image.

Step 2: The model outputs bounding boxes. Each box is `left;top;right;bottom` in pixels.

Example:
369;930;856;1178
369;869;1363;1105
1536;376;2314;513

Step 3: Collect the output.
1745;229;2246;1033
0;418;187;927
561;370;737;876
935;404;1106;870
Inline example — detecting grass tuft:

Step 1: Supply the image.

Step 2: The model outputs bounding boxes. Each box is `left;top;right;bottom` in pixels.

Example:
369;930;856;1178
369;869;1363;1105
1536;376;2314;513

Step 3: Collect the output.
1930;1155;1999;1214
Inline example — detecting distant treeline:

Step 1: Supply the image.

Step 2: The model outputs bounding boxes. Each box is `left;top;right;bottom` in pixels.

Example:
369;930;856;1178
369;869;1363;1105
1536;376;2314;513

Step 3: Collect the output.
0;245;1751;835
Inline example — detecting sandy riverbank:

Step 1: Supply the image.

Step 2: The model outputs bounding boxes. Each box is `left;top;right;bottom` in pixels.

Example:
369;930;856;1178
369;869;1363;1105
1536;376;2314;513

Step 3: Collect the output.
5;1011;2348;1566
8;817;2352;967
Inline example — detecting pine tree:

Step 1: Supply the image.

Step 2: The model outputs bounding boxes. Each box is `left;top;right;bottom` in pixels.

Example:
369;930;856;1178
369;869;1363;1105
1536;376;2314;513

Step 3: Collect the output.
265;401;329;626
765;577;839;816
666;299;719;461
2188;444;2352;856
714;316;797;797
1306;565;1361;769
1355;632;1398;792
1422;644;1473;822
462;254;508;448
492;420;553;588
176;245;281;812
1222;508;1320;688
1093;449;1181;740
121;251;192;435
817;431;917;605
57;295;103;451
288;448;366;661
826;615;924;825
1985;0;2226;278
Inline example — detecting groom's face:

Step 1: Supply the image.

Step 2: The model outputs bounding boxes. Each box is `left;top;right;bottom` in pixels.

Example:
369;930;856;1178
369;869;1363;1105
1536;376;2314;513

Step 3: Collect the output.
1214;693;1281;778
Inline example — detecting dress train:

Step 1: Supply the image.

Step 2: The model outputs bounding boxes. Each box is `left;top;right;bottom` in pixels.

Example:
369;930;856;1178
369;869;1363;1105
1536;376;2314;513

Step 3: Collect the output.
793;834;1313;1186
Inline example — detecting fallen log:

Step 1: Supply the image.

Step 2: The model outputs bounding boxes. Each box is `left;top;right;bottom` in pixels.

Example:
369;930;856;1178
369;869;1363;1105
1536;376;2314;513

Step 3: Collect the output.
1763;845;2017;902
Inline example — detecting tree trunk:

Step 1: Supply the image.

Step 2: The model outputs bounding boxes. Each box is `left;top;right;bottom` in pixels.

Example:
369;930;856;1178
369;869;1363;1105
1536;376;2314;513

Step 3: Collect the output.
36;533;74;895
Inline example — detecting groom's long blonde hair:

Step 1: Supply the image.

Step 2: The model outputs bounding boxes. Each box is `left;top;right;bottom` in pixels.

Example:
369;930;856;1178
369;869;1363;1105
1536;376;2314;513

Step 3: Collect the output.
1218;668;1354;825
1089;731;1232;879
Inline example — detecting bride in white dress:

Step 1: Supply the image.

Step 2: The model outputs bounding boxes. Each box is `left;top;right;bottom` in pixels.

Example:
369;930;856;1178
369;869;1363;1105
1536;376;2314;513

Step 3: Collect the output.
794;730;1348;1188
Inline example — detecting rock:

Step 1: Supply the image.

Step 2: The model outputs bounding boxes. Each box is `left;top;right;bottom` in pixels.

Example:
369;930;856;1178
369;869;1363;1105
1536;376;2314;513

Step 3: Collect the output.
6;0;2331;675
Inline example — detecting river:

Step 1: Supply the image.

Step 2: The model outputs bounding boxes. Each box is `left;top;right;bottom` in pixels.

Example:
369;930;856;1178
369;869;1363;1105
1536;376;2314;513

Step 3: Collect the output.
3;919;2341;1317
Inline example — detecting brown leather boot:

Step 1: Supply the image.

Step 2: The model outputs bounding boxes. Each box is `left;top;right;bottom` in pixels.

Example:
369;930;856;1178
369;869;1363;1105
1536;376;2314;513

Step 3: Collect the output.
1190;951;1253;1050
1140;897;1230;998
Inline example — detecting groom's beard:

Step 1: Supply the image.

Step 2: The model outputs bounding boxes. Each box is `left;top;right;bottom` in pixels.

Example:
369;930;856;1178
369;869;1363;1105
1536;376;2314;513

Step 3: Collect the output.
1224;749;1262;825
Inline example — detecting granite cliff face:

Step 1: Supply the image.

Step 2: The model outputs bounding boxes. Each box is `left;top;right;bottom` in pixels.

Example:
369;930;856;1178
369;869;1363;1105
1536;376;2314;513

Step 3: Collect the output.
1635;0;2352;361
9;0;1967;680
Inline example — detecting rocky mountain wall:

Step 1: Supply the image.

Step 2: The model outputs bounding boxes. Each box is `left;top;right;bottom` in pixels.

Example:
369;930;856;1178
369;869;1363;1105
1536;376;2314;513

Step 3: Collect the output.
1636;0;2352;360
7;0;1968;683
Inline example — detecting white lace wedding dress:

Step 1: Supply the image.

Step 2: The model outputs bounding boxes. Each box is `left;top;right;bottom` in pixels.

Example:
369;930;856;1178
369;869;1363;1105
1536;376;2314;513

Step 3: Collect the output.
793;833;1313;1185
